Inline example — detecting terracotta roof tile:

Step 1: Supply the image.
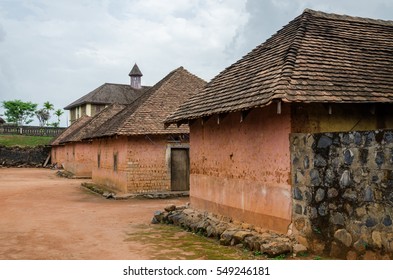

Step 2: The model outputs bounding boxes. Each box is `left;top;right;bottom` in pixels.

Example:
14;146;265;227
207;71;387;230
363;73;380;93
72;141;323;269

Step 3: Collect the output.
165;9;393;124
50;115;91;145
85;67;206;138
60;104;126;143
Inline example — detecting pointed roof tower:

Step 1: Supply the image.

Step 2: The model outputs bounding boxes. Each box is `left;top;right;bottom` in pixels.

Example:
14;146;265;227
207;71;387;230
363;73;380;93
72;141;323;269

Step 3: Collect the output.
129;63;143;89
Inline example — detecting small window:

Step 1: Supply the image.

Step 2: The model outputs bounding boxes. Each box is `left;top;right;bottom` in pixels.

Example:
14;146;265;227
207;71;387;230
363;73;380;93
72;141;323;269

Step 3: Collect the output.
113;153;118;172
97;153;101;168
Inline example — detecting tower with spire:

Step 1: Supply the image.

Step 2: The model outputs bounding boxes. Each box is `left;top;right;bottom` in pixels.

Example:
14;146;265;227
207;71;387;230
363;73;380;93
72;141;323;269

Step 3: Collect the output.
129;63;143;89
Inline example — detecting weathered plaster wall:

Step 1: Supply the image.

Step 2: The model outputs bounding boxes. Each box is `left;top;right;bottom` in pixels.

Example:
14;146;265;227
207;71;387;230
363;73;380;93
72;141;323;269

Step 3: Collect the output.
60;142;94;177
92;136;129;193
291;130;393;259
189;104;292;233
51;145;66;167
292;103;393;133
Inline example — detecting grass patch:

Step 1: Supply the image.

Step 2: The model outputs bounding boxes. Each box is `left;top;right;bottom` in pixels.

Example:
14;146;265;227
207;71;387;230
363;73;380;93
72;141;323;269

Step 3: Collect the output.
125;224;266;260
0;134;53;147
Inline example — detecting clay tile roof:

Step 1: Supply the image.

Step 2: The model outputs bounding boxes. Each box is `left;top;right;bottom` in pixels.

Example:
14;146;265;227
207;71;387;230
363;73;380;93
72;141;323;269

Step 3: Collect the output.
50;115;92;145
59;104;126;143
129;63;143;77
86;67;206;138
165;9;393;124
64;83;150;110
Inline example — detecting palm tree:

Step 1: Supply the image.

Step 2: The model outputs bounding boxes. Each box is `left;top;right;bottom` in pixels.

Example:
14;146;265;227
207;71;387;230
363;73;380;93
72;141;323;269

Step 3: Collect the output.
53;109;64;127
43;101;54;111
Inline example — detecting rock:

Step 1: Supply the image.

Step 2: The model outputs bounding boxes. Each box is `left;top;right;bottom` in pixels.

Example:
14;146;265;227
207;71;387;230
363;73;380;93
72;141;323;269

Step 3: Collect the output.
304;156;310;169
346;250;358;260
339;170;351;188
365;132;375;147
330;212;345;226
383;215;392;227
334;229;353;247
244;235;260;251
315;188;325;203
293;244;307;255
295;204;302;214
220;230;237;246
294;218;306;231
364;187;374;202
343;189;357;201
353;239;367;253
372;231;382;248
354;132;362;145
310;169;321;186
164;204;176;212
318;202;328;216
317;135;332;149
327;188;339;198
293;187;303;200
375;151;385;167
153;210;164;223
261;241;292;257
314;154;327;167
384;131;393;143
366;217;377;228
310;207;318;219
344;149;354;165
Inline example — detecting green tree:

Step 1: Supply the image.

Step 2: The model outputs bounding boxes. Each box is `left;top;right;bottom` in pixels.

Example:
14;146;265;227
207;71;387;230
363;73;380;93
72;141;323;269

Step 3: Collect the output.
2;100;38;126
35;108;51;127
35;101;54;127
52;109;64;128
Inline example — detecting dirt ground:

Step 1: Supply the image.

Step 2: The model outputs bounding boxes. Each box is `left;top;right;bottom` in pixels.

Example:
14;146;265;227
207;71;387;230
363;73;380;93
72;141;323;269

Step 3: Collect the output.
0;168;197;260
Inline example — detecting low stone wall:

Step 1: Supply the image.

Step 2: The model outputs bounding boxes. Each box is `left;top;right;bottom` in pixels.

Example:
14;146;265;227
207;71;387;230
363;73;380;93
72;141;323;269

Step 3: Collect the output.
0;145;51;167
153;205;307;258
291;130;393;259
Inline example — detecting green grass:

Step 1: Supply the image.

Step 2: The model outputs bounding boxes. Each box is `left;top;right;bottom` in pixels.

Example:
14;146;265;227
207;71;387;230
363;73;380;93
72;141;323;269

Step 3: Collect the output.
0;134;53;147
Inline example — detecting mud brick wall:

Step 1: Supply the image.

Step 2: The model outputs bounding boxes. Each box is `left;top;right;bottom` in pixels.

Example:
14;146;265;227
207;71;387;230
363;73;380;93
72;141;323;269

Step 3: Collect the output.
291;130;393;259
0;145;51;167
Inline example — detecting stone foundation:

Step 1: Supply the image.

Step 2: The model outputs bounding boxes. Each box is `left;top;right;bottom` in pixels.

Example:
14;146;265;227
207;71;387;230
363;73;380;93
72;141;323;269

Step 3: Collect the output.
291;130;393;259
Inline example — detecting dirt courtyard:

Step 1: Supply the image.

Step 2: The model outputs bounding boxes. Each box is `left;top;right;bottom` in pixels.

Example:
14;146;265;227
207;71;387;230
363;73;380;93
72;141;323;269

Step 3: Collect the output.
0;168;195;260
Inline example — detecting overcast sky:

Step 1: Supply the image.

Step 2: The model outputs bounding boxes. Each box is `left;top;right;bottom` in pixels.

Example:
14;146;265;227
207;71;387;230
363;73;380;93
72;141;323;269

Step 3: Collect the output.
1;0;392;126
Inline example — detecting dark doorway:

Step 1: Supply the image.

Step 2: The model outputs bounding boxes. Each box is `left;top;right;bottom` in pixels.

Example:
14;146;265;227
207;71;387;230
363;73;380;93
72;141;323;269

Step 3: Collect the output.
171;148;190;191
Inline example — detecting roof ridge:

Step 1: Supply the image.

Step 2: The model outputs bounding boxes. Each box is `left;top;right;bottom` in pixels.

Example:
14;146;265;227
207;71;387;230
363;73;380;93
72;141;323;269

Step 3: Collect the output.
277;11;309;96
304;8;393;26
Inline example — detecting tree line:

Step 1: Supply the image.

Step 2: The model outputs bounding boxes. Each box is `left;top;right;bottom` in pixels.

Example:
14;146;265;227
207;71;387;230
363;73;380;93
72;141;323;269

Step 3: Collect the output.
1;100;64;127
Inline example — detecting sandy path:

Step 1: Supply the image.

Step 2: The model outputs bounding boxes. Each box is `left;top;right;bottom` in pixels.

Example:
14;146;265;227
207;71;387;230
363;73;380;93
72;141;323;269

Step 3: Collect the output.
0;168;188;259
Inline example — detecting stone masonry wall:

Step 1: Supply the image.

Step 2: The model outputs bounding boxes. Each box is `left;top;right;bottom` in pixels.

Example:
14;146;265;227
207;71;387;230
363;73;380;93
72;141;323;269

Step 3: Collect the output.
0;145;51;167
291;130;393;259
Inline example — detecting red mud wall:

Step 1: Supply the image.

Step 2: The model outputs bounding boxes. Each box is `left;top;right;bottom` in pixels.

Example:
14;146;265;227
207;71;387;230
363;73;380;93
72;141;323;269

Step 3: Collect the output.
92;136;129;193
189;104;292;233
61;142;94;177
51;145;66;166
92;135;184;194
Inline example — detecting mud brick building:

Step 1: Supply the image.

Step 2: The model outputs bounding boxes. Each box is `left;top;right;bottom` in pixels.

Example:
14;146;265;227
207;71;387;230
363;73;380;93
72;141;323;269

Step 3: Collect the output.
165;9;393;236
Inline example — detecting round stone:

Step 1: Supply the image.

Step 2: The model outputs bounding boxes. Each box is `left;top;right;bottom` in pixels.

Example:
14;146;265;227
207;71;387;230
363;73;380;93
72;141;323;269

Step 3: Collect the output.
334;229;353;247
315;188;325;203
318;202;328;216
327;188;339;198
383;215;392;227
293;187;303;201
339;170;351;188
317;135;332;149
375;151;385;167
344;149;354;166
